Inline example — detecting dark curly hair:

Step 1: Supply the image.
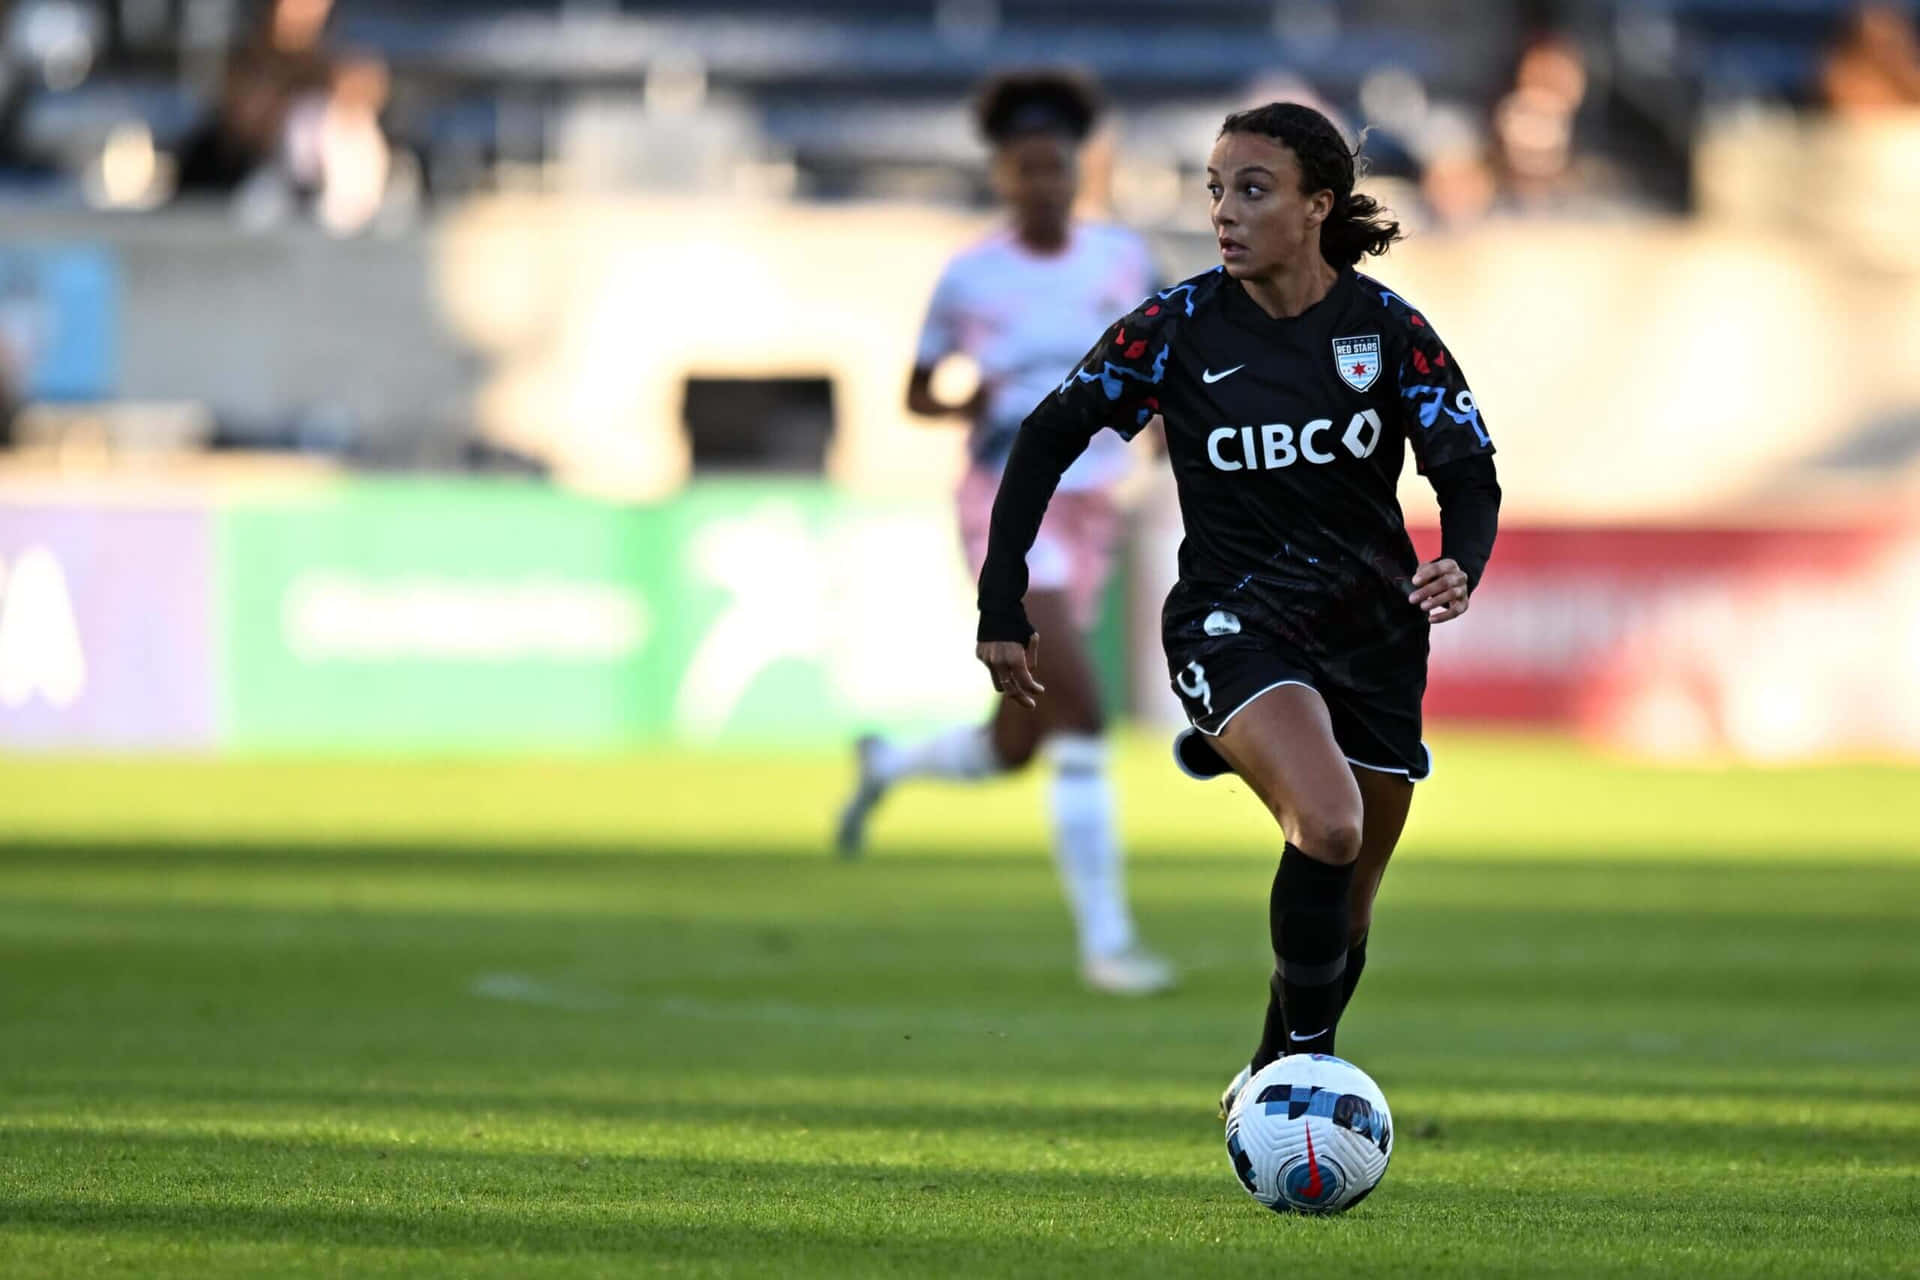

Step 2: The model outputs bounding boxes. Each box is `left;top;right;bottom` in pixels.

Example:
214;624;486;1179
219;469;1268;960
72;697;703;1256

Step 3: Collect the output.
976;69;1102;146
1219;102;1403;268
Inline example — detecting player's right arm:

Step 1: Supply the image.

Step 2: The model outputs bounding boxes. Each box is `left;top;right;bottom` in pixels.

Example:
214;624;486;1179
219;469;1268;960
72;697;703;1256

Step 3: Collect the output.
905;262;987;422
975;297;1172;678
906;367;986;420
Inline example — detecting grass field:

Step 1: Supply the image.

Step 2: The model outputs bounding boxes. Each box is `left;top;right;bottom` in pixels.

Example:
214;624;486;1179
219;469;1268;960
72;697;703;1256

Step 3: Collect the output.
2;733;1917;1277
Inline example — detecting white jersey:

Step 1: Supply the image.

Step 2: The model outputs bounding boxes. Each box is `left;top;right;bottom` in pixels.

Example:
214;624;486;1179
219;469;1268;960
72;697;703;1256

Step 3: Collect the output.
915;222;1154;493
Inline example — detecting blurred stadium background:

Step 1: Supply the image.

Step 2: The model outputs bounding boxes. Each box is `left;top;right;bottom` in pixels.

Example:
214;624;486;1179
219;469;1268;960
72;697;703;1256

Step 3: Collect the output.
0;1;1917;1275
0;0;1916;757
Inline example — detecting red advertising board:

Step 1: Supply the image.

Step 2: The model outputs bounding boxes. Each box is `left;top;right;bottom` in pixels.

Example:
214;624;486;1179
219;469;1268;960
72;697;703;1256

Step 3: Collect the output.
1411;523;1920;758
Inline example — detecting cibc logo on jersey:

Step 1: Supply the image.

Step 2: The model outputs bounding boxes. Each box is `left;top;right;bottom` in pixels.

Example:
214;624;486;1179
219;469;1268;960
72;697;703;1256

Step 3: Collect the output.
1206;409;1383;472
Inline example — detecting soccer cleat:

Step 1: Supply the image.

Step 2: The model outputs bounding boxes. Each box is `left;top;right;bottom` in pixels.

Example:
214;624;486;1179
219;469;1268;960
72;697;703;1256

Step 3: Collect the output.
1219;1062;1253;1121
833;734;891;860
1081;944;1178;996
1172;727;1233;781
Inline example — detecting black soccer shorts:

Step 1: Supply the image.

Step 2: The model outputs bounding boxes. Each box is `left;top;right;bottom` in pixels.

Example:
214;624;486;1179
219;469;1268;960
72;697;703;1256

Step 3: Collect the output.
1163;599;1432;783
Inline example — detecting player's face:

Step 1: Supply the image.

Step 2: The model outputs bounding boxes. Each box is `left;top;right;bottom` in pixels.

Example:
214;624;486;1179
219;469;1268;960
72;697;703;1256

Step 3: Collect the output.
1207;133;1334;279
994;132;1079;246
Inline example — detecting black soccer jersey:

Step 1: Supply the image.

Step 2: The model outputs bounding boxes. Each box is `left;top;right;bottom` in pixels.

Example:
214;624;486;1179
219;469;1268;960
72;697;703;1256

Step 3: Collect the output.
977;265;1497;691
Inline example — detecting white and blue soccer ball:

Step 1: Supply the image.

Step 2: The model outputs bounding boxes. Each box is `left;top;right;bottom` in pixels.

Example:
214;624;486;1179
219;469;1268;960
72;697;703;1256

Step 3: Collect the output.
1224;1053;1394;1215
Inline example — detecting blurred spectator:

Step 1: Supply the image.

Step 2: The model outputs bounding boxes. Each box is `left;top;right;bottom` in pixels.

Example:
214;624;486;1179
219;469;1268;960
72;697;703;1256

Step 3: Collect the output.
1417;108;1498;228
283;54;419;236
1822;3;1920;115
175;0;419;235
1493;33;1588;206
267;0;333;56
174;0;333;198
175;55;289;193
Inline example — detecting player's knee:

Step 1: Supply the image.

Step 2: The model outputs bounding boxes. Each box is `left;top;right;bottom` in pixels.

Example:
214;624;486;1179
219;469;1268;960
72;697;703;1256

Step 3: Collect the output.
1057;701;1105;737
1293;809;1363;865
994;733;1039;771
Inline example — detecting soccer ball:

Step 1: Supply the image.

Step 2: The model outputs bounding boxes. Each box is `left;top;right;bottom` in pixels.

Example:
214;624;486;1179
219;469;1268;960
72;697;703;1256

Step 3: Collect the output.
1224;1053;1394;1215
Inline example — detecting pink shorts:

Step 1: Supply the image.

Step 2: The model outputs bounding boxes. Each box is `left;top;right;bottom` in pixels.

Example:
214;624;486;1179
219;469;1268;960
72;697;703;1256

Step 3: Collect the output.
957;464;1121;632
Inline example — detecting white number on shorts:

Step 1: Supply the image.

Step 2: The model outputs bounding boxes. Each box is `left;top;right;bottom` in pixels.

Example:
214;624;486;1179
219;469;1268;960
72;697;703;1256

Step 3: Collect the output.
1176;660;1214;716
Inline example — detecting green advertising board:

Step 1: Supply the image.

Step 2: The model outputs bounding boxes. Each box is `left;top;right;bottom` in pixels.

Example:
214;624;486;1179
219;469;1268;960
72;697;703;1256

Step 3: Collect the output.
221;480;670;749
219;477;1123;750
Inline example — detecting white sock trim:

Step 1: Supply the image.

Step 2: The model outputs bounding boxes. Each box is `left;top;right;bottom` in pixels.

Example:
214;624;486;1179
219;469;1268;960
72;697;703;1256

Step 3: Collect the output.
1048;732;1107;772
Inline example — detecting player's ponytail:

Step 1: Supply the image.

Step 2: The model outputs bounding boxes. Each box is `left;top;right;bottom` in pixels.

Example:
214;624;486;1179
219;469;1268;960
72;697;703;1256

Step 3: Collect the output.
1220;102;1404;268
1319;190;1401;267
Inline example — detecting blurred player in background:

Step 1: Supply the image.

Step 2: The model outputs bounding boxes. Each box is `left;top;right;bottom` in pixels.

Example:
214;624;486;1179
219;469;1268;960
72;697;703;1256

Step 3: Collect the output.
835;69;1174;996
973;103;1500;1097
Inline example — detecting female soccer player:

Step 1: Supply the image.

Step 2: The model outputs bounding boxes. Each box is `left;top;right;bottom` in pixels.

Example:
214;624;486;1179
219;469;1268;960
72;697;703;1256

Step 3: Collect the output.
835;70;1175;996
974;102;1500;1105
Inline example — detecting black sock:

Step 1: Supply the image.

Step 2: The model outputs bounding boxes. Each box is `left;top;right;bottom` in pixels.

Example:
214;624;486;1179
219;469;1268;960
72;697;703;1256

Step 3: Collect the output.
1338;932;1369;1017
1271;843;1354;1057
1251;968;1288;1071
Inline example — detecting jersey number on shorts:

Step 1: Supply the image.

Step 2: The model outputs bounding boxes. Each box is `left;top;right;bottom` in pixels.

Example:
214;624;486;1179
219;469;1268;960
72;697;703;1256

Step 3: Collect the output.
1176;661;1214;716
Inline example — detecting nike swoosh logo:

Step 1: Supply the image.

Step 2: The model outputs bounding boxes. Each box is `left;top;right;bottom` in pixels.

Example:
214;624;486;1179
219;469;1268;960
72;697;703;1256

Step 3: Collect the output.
1201;364;1244;384
1288;1029;1322;1042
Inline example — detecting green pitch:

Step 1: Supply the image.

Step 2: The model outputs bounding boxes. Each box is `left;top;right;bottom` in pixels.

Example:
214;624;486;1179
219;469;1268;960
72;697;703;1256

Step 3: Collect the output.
1;733;1916;1277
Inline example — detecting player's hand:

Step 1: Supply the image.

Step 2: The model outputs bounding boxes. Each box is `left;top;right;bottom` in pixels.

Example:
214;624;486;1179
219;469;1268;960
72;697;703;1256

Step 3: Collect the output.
959;374;1005;424
1410;558;1470;624
976;635;1045;708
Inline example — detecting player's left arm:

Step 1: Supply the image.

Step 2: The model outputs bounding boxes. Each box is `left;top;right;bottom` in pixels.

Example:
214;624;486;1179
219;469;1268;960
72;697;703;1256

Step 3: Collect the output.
1394;312;1500;624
